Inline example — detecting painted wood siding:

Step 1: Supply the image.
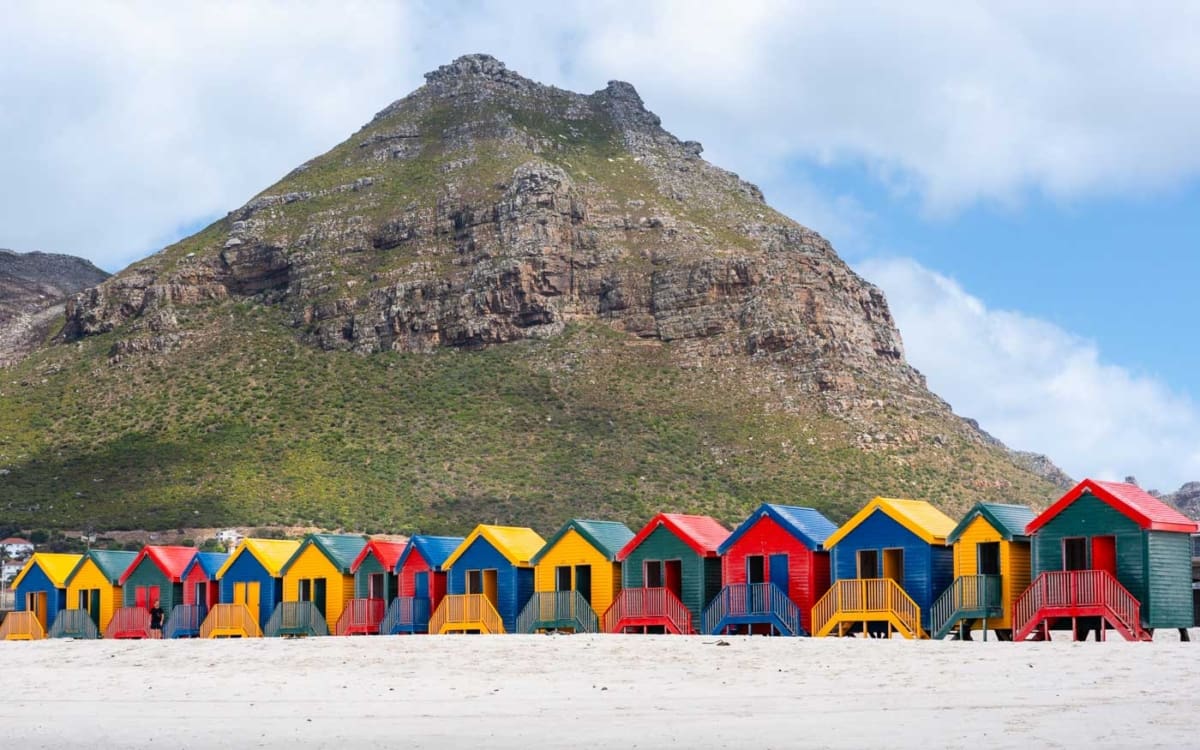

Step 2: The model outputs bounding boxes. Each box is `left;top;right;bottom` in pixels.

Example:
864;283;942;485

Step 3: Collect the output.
720;516;828;633
1032;494;1146;605
446;537;532;632
283;545;353;628
218;550;283;629
1144;531;1194;628
66;559;122;632
951;516;1031;629
122;559;181;612
398;553;448;612
15;566;68;628
533;528;620;616
354;555;397;600
621;526;712;624
830;510;951;631
1004;541;1032;630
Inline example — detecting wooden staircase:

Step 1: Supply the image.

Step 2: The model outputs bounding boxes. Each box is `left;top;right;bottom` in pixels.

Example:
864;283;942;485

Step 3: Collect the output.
200;604;262;638
264;602;329;637
104;607;160;639
702;583;805;636
428;594;505;634
601;588;693;634
517;591;600;633
1013;570;1150;641
811;579;925;639
380;596;432;634
164;604;207;638
334;598;386;635
49;609;100;639
0;611;47;641
930;574;1003;640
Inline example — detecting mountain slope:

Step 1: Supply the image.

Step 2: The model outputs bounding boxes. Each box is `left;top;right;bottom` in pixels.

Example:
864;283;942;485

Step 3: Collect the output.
0;249;109;366
0;55;1064;534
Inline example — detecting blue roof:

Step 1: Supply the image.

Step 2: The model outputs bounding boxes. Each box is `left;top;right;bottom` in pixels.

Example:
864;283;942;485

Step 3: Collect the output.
182;551;230;580
718;503;839;554
395;535;465;573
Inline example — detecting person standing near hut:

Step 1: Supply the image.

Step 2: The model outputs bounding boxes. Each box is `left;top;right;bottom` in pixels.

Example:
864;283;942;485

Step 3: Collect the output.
149;600;164;635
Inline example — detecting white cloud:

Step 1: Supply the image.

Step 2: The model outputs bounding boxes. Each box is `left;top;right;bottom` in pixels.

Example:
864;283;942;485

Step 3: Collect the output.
858;256;1200;491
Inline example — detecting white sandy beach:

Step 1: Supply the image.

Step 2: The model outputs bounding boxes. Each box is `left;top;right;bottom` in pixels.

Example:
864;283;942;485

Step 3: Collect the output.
3;632;1197;749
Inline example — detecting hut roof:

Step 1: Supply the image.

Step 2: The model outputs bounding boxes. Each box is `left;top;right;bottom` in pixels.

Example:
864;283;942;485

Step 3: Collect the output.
118;546;197;585
532;520;636;564
351;539;408;573
281;534;369;575
1028;479;1199;534
719;504;838;554
395;535;465;572
10;552;82;590
443;525;547;568
824;497;957;548
947;503;1037;543
68;549;138;585
215;538;300;579
617;513;729;561
182;551;230;581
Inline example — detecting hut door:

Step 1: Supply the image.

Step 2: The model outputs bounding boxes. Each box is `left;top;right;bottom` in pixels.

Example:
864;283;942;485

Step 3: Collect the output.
369;574;386;601
193;582;206;607
1063;538;1088;571
483;570;498;607
664;561;683;599
27;592;47;628
88;589;101;627
978;543;1001;576
313;578;327;617
414;572;429;600
1091;536;1117;576
857;550;879;578
746;556;766;584
574;565;592;605
645;561;663;588
769;554;789;593
235;582;260;624
882;549;904;586
556;566;572;591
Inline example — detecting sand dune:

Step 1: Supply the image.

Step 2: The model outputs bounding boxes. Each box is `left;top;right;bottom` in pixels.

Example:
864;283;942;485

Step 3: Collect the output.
3;632;1197;748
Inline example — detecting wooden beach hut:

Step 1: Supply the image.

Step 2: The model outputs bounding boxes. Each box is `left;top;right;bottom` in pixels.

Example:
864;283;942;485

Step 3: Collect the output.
604;514;729;635
382;535;463;634
204;538;299;638
0;553;81;640
706;504;837;636
110;546;197;639
813;498;956;639
1014;479;1199;641
167;551;229;638
61;549;137;638
931;503;1035;640
341;540;407;635
433;525;546;634
519;519;634;633
273;534;367;637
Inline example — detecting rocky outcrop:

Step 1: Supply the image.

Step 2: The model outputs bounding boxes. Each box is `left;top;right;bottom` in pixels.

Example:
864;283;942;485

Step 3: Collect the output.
0;249;109;366
1159;482;1200;521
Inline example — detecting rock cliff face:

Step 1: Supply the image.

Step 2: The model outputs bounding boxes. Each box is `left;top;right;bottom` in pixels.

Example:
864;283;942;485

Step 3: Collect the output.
0;249;108;367
1160;482;1200;521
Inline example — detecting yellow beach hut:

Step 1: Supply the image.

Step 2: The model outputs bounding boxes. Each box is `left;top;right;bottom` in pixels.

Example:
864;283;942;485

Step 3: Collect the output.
2;553;82;640
433;525;546;634
272;534;367;637
931;503;1036;640
62;549;138;638
518;519;634;633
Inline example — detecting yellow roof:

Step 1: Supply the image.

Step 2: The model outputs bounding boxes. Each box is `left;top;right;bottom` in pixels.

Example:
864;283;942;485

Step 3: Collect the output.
824;497;958;548
10;552;83;590
443;525;547;568
215;538;301;579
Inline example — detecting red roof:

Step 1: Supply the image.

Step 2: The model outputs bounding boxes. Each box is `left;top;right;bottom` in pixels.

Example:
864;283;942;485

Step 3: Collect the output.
0;537;31;545
616;513;729;561
1027;478;1199;535
118;545;198;585
350;540;407;573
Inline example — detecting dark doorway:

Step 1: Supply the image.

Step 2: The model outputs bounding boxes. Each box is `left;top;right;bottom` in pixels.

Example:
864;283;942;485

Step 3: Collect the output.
299;579;313;602
664;560;683;599
313;578;327;617
1063;538;1088;571
978;543;1001;576
556;565;572;591
746;555;766;584
645;560;663;588
574;565;592;605
857;549;879;578
466;569;483;594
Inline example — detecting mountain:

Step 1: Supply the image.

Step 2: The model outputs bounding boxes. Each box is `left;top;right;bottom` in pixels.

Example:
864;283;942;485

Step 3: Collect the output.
1159;482;1200;521
0;54;1065;535
0;250;109;367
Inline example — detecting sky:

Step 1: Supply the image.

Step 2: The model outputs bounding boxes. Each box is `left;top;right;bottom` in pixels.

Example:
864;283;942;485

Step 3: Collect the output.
2;1;1198;491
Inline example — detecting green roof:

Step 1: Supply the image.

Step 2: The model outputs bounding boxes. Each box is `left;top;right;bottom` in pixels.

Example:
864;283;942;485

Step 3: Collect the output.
283;533;368;574
947;503;1037;543
67;549;138;585
531;519;635;564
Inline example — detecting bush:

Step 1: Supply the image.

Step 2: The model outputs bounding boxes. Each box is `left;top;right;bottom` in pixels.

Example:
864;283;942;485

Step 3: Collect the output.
29;530;49;544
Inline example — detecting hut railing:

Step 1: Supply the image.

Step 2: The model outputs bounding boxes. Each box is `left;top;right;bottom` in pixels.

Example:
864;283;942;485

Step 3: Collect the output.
264;601;329;637
200;603;262;638
334;597;386;635
1013;569;1144;640
930;574;1002;639
0;611;47;640
517;590;600;633
49;609;100;639
811;578;923;638
104;607;161;639
165;604;207;639
428;594;505;634
381;596;432;634
601;587;693;634
701;582;804;636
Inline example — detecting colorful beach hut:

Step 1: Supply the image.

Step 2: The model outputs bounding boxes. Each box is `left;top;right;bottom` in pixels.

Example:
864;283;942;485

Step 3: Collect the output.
706;504;837;636
382;535;463;634
340;540;407;635
204;538;299;638
110;546;197;639
813;498;956;639
604;514;729;634
433;525;546;634
1014;479;1199;641
61;549;137;638
273;534;367;637
0;553;81;640
519;519;634;633
931;503;1035;640
166;551;229;638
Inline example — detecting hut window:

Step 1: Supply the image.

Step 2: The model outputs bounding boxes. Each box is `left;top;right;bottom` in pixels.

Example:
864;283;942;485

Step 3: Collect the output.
746;555;766;584
857;550;879;578
555;566;572;591
978;543;1001;576
1063;538;1088;571
645;560;663;588
575;565;592;604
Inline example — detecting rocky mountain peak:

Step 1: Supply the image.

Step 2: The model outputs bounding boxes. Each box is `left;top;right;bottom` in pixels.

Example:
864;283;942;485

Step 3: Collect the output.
0;248;109;367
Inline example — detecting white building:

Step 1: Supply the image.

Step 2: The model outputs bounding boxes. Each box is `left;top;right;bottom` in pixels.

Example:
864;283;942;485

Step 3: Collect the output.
215;529;244;550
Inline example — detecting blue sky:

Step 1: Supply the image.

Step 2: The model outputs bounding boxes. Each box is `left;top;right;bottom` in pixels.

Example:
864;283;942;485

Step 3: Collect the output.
1;1;1198;489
